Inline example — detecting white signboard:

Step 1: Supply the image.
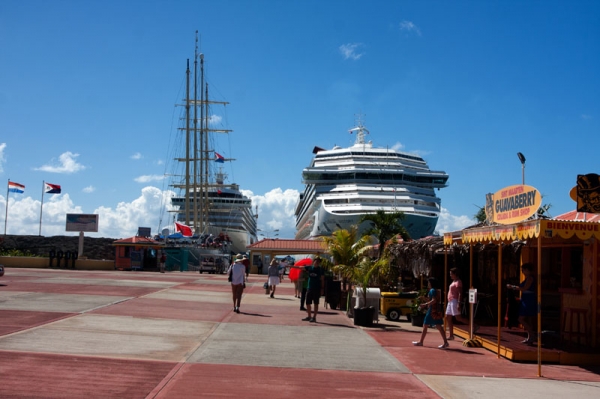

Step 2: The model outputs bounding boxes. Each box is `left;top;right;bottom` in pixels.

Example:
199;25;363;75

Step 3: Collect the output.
469;288;478;304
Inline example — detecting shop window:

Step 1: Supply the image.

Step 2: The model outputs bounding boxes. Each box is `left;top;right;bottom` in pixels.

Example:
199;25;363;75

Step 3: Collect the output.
565;247;583;289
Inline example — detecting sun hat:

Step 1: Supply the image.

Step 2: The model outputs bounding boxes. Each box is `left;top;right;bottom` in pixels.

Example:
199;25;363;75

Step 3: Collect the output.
235;253;244;261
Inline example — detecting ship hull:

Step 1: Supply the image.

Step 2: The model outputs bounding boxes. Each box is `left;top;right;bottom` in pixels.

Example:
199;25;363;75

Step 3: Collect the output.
295;200;438;240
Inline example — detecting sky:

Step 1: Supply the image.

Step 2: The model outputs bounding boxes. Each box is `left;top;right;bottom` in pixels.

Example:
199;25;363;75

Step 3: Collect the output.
1;0;599;240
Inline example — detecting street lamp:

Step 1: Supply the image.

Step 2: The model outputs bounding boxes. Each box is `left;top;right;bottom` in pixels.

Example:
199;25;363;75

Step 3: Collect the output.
517;152;526;185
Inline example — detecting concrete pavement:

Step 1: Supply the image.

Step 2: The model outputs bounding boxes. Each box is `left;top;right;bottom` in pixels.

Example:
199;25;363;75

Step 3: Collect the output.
0;268;598;398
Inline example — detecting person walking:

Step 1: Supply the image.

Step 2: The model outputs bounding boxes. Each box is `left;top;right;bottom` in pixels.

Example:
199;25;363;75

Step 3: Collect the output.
242;255;250;280
291;257;324;323
445;268;471;340
413;277;449;349
228;254;247;313
299;267;308;311
256;258;263;275
507;263;536;344
159;252;166;273
267;258;280;298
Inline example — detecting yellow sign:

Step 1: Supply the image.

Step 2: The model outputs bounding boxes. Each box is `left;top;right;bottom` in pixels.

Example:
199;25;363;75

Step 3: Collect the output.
485;184;542;225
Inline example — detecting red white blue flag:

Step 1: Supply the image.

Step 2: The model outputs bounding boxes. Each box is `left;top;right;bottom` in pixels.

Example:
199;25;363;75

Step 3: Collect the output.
45;183;62;194
174;222;194;237
8;181;25;194
215;152;225;163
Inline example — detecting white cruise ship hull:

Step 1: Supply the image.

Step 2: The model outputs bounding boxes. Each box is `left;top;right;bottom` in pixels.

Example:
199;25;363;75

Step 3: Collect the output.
295;199;439;240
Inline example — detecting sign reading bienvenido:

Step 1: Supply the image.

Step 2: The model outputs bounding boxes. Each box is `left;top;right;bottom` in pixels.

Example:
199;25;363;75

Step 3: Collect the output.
66;213;99;232
485;184;542;225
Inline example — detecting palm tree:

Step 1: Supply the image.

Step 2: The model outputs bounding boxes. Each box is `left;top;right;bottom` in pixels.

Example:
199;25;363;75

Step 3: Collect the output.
320;226;371;292
359;210;410;259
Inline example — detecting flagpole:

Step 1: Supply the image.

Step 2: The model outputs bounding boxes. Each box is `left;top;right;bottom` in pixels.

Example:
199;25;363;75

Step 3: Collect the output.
4;179;10;235
39;180;45;236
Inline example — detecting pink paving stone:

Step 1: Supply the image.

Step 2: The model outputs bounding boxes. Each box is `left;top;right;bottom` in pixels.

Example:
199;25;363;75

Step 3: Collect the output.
0;282;162;297
155;363;440;399
0;351;177;399
90;297;234;322
176;283;233;292
0;310;74;336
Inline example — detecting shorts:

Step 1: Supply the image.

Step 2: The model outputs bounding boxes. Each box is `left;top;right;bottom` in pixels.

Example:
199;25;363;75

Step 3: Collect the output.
446;299;460;316
305;290;320;305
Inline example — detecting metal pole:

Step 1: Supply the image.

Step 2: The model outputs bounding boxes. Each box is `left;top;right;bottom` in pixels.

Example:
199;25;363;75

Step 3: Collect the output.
497;243;503;358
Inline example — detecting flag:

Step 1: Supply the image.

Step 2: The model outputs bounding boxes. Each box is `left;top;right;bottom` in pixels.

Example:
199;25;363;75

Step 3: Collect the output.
174;222;194;237
45;183;62;194
8;181;25;194
215;152;225;163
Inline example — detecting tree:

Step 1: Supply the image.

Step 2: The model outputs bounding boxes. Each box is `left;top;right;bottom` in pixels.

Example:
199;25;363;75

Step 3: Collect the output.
474;206;486;223
359;210;410;259
320;226;371;291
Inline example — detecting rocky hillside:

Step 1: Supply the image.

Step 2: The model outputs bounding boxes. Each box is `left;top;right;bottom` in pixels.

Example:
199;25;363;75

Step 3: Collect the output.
0;235;116;260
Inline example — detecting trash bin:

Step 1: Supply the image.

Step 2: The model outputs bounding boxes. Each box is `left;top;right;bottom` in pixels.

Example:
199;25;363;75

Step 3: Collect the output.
353;287;380;323
380;291;418;321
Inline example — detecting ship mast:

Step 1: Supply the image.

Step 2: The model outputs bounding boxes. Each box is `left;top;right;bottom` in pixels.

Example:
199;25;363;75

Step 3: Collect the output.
184;59;191;225
193;32;199;233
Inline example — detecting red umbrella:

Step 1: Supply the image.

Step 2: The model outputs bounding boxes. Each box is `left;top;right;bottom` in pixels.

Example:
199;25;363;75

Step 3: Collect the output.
289;257;313;281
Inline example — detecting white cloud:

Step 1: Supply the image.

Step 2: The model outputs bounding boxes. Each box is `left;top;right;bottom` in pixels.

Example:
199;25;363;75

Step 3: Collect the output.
0;186;174;238
339;43;364;61
83;186;96;193
131;152;142;160
435;207;476;234
391;142;405;152
134;174;165;183
241;187;300;238
34;152;85;174
0;186;476;242
0;143;6;173
399;20;422;36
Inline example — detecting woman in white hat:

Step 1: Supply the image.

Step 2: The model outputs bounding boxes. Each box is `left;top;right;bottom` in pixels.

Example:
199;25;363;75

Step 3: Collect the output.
228;253;247;313
267;258;280;298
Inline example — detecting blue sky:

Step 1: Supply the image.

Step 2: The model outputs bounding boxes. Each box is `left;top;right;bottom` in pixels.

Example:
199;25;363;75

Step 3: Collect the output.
1;0;599;239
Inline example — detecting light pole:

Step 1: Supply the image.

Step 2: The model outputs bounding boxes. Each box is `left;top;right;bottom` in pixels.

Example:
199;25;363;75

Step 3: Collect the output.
517;152;526;185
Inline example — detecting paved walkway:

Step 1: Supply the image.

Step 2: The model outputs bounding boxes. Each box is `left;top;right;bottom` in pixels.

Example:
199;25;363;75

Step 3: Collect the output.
0;268;599;398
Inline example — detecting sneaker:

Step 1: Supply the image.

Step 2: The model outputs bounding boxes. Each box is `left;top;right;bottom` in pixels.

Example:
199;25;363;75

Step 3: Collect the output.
447;336;455;340
302;316;311;321
235;307;240;314
438;343;449;349
309;318;317;323
300;307;307;311
412;341;423;346
270;293;274;298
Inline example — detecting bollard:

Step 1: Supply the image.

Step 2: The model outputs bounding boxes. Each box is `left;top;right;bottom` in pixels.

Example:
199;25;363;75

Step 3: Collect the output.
56;250;64;268
64;251;71;268
71;251;78;269
48;249;56;268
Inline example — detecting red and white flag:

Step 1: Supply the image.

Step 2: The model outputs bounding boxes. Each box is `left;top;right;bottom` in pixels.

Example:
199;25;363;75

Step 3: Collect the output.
174;222;194;237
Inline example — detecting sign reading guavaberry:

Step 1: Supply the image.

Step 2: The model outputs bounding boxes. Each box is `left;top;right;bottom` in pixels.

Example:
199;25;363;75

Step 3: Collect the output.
485;184;542;225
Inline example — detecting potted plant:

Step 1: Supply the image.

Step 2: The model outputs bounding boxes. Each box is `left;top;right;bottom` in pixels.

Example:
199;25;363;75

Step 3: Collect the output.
351;256;384;327
409;288;428;327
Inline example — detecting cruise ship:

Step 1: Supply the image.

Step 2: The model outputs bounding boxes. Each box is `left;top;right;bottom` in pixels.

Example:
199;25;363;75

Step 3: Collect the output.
295;123;449;240
166;38;257;255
